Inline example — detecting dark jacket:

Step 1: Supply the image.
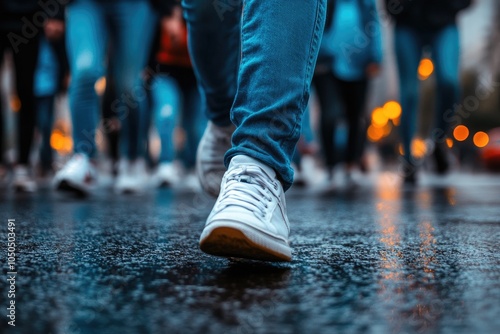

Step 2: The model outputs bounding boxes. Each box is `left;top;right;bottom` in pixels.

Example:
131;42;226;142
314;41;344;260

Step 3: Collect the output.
385;0;471;30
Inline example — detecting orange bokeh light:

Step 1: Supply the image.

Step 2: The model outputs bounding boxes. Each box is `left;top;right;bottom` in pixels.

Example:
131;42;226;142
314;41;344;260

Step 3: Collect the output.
372;107;388;127
94;77;107;96
446;138;453;148
473;131;489;148
383;101;402;120
398;138;427;157
10;95;21;112
50;130;73;155
453;125;469;142
418;58;434;80
367;124;384;142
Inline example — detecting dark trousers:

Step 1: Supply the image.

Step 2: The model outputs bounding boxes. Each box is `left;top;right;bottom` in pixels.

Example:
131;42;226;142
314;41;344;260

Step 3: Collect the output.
0;32;40;165
313;71;368;168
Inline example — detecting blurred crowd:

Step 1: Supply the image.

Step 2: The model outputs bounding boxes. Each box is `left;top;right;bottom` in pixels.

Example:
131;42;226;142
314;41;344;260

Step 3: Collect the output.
1;0;497;195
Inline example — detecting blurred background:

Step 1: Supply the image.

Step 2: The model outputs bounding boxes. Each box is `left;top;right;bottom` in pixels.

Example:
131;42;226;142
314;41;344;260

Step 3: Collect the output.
1;0;500;193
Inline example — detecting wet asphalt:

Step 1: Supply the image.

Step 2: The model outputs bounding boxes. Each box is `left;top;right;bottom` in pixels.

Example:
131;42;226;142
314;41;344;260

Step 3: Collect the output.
1;172;499;334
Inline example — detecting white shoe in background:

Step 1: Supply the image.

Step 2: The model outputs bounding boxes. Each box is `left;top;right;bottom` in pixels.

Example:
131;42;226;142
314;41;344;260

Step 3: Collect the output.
115;158;150;194
53;154;97;195
196;121;235;197
154;162;180;188
13;165;37;193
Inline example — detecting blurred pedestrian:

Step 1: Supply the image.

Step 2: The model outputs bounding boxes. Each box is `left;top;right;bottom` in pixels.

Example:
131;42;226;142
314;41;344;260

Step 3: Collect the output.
386;0;472;183
35;17;68;179
0;1;46;192
148;2;205;188
53;0;162;195
186;0;326;261
314;0;382;185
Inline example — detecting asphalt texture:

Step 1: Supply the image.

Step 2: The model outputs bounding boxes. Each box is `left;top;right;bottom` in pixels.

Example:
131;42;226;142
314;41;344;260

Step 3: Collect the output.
1;172;499;334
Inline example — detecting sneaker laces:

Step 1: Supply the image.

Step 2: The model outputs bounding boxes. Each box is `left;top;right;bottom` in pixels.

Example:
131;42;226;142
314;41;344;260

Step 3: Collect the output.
218;165;278;218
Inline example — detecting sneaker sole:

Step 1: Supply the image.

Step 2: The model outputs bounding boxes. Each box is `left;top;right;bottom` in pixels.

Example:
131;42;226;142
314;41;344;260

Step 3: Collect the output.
56;179;89;197
199;222;292;262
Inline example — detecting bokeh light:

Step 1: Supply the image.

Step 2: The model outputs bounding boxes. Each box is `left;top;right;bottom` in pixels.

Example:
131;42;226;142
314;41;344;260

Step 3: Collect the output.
95;77;107;96
453;125;469;141
473;131;489;148
412;138;427;158
367;124;384;142
382;101;402;120
418;58;434;80
372;107;388;128
50;130;73;155
446;138;454;148
398;138;427;158
10;95;21;112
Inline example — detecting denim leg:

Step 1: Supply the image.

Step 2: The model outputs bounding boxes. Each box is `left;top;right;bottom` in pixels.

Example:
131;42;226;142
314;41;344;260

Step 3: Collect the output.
226;0;326;191
394;26;422;164
107;1;158;160
178;83;204;169
431;24;460;142
36;95;55;170
152;75;180;163
181;0;241;127
66;1;107;157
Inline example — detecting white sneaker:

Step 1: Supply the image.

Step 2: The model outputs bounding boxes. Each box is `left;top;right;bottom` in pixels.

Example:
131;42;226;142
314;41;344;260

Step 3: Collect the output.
196;121;235;197
115;159;149;194
54;154;97;195
154;162;180;188
12;166;37;192
199;155;292;262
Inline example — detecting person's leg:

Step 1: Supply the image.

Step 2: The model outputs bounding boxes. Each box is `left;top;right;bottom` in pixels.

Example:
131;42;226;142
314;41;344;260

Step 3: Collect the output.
0;35;5;166
65;1;107;158
226;0;327;191
53;1;107;194
431;24;460;174
182;0;241;196
108;0;158;162
182;0;240;126
106;1;158;193
101;73;120;166
178;70;204;170
337;78;368;167
153;75;180;164
36;95;56;172
394;25;422;179
198;0;326;262
149;74;182;187
11;35;40;166
313;71;341;175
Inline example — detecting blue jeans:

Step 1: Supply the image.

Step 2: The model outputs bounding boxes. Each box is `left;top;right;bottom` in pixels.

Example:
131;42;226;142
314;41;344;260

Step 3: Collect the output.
182;0;326;190
395;24;460;164
66;0;157;159
151;74;204;167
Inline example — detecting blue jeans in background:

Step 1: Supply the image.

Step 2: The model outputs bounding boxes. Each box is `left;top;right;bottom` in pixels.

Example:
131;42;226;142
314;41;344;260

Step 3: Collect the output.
66;0;157;159
182;0;326;190
151;74;204;168
395;24;460;165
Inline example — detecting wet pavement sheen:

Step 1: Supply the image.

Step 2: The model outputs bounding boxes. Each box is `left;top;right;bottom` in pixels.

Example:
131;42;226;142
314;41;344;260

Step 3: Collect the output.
1;173;499;334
